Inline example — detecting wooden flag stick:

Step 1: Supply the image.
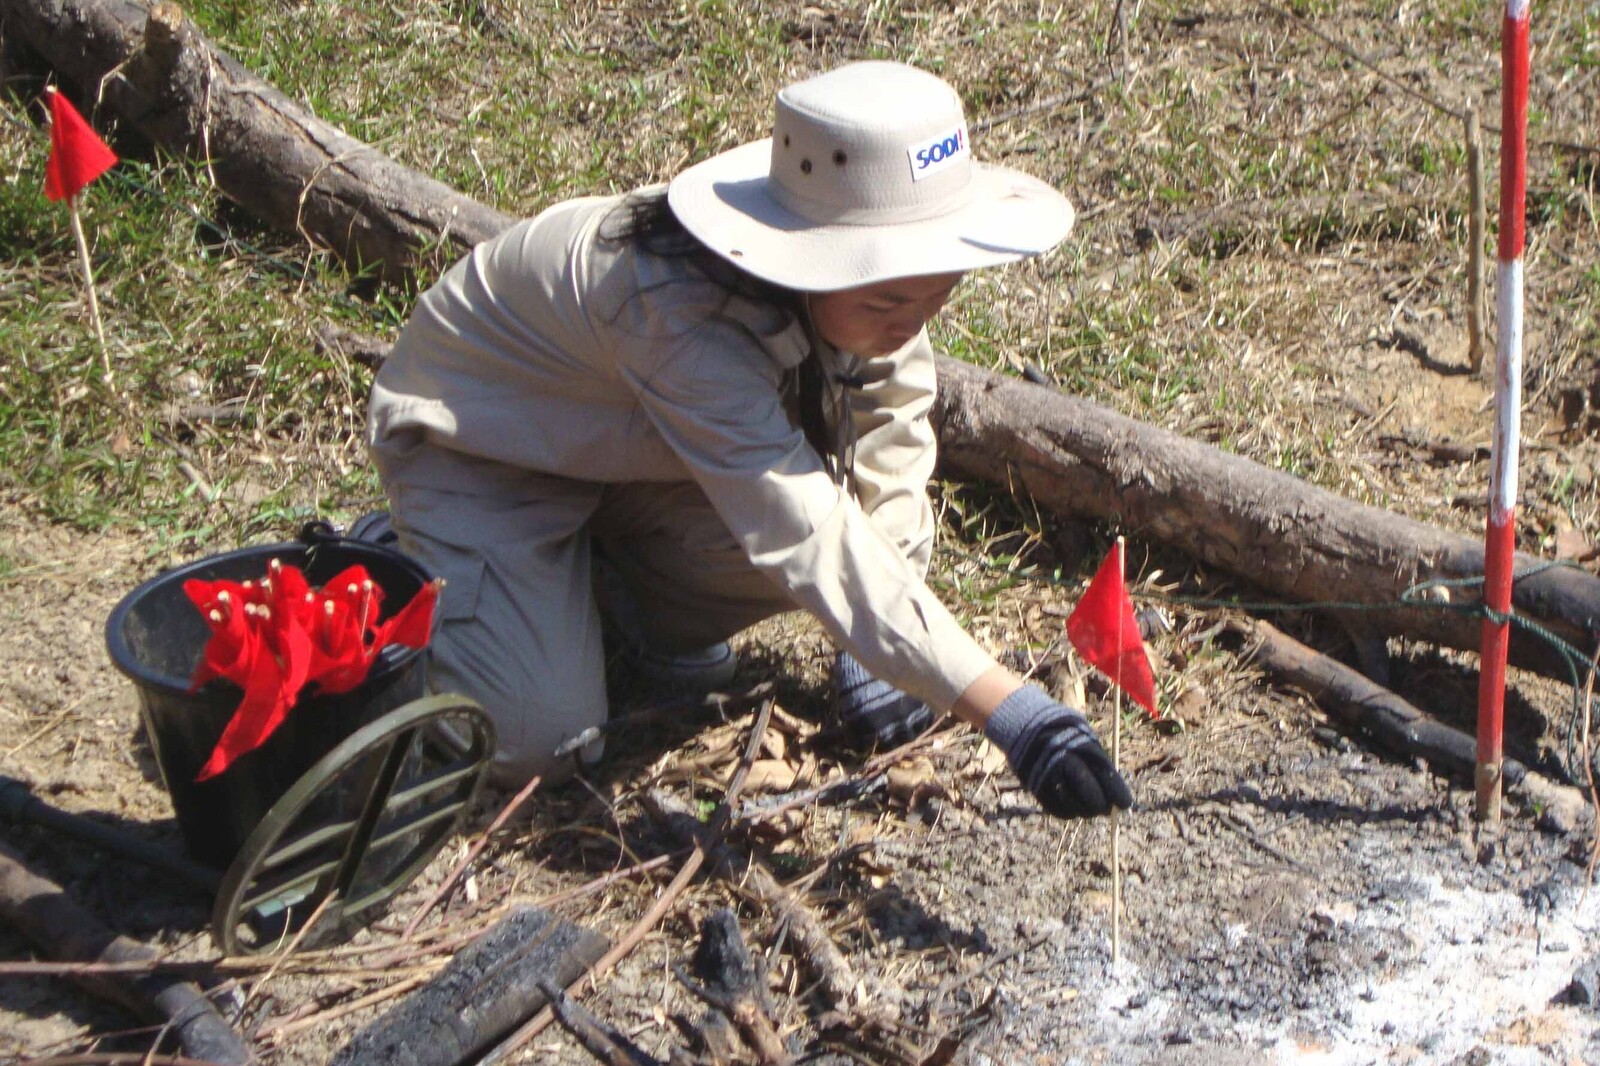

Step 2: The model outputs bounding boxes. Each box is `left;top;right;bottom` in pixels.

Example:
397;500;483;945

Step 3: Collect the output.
1110;536;1124;967
1111;700;1122;965
66;197;112;383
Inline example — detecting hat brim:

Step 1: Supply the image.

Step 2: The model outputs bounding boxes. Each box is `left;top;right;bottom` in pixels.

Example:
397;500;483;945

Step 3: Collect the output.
667;139;1076;292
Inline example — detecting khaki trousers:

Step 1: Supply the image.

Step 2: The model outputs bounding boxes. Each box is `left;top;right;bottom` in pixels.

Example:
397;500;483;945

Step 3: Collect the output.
387;474;795;786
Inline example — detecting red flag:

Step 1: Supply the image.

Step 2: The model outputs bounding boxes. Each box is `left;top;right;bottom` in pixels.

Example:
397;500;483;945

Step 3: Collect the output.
373;578;440;652
44;89;118;202
195;643;294;781
1066;541;1158;716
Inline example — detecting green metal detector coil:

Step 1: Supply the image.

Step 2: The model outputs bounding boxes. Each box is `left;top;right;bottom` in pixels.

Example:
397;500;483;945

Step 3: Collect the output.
212;693;494;956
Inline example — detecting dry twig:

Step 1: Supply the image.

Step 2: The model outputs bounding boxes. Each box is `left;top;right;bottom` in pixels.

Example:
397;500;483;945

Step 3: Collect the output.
236;889;338;1017
672;964;790;1066
255;972;434;1044
929;930;1052;1006
523;852;679;909
18;1049;228;1056
476;698;777;1064
537;978;659;1066
646;790;900;1020
403;774;542;936
1465;103;1487;376
676;909;790;1066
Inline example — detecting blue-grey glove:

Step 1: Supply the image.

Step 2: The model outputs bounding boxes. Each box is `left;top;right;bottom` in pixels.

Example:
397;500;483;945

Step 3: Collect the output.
832;651;935;748
984;685;1133;819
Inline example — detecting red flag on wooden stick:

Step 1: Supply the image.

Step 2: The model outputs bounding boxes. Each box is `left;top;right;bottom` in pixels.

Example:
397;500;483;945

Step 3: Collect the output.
1066;540;1158;716
44;88;118;202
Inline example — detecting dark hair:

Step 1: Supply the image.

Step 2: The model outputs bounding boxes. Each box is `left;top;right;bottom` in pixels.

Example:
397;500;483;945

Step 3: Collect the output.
601;189;805;319
601;189;698;256
603;189;832;461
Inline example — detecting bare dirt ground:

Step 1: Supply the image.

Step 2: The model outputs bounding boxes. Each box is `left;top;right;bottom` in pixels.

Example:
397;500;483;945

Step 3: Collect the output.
2;491;1598;1066
6;2;1600;1064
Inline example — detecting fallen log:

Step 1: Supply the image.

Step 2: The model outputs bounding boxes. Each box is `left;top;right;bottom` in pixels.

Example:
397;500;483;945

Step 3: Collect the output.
0;0;513;283
317;320;1600;689
0;841;254;1065
1236;618;1590;832
933;355;1600;679
12;0;1600;685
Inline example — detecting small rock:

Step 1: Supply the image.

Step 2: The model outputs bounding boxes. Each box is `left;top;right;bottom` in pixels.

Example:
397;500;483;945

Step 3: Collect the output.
1017;917;1065;940
1522;877;1562;914
1136;606;1173;638
1371;878;1426;903
1563;958;1600;1007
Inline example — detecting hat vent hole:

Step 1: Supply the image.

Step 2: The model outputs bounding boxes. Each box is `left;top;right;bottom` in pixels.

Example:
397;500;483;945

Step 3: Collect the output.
833;150;847;166
800;159;812;174
783;134;791;147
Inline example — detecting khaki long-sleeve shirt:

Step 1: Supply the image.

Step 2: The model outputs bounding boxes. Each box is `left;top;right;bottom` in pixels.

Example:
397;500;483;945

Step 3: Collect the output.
368;193;995;712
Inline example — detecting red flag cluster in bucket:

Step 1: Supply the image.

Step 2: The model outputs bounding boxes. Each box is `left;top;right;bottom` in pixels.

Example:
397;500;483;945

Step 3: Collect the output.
184;560;441;781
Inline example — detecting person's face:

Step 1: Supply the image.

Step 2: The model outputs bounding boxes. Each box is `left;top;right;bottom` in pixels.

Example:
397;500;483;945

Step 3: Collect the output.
807;272;964;358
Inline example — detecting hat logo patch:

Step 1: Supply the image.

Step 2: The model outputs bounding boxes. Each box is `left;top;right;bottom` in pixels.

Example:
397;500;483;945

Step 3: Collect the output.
908;125;967;181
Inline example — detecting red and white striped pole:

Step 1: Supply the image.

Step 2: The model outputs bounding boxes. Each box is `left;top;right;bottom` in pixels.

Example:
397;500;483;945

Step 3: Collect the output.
1476;0;1530;823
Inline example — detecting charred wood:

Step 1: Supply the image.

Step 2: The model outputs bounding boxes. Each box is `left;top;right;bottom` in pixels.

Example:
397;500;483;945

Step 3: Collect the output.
538;978;662;1066
643;791;899;1020
331;905;608;1066
676;908;790;1066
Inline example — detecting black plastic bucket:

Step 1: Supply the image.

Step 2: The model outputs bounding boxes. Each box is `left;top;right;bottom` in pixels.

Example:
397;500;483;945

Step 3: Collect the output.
105;529;433;871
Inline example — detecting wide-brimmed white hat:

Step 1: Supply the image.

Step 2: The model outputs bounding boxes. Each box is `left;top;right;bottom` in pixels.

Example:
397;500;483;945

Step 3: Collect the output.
666;61;1075;293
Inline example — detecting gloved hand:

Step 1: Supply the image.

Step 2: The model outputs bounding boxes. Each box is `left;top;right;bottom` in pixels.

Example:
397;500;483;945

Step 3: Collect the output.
983;685;1133;819
832;651;935;748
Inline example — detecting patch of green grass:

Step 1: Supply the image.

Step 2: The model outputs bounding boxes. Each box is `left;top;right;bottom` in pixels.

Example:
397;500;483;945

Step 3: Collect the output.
3;0;1596;562
930;481;1058;606
0;108;388;540
1578;14;1600;69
